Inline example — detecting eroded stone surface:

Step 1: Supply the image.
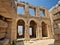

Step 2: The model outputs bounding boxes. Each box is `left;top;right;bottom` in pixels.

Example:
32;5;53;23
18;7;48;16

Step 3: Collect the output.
49;1;60;45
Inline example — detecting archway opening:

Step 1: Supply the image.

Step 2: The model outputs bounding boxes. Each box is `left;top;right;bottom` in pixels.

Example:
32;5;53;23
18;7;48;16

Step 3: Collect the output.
29;20;37;38
42;22;48;37
17;20;25;39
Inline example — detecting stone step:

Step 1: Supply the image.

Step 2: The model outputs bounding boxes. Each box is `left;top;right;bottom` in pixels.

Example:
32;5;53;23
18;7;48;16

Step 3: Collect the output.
16;39;54;45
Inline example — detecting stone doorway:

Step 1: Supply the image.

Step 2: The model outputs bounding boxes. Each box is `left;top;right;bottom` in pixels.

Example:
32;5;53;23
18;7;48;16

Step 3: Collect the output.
17;20;25;39
29;20;37;38
42;22;48;37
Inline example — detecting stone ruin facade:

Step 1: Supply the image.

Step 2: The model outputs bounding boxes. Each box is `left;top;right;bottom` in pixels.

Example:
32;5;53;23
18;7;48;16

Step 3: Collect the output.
49;1;60;45
0;0;17;45
0;0;60;45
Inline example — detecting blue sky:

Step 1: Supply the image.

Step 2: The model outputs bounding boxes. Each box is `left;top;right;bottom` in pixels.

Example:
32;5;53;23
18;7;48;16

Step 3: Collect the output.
17;0;59;9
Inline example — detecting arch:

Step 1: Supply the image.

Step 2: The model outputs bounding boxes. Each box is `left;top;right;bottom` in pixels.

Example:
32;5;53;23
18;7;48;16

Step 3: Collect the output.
41;21;48;37
17;19;25;39
40;20;48;25
28;19;37;25
29;20;37;38
16;18;26;24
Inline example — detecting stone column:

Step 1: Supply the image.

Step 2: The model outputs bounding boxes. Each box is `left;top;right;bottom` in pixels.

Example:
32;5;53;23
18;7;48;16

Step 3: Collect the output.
39;25;42;39
25;24;30;41
36;25;42;39
24;4;29;15
36;7;40;17
47;25;50;38
49;25;54;38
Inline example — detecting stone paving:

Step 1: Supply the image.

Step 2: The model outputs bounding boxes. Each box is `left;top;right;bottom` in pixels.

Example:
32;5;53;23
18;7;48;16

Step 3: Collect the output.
17;39;54;45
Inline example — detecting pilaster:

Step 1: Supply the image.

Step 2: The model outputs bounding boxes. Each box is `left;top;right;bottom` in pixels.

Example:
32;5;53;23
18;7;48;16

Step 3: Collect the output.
25;24;30;41
36;25;42;39
47;25;52;38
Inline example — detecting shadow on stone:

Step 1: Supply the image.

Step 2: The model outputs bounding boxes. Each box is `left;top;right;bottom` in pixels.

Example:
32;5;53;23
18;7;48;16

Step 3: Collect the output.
16;40;24;45
48;44;54;45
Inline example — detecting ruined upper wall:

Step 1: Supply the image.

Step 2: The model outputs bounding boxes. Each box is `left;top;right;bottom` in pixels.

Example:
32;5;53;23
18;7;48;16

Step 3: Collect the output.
49;1;60;15
17;1;50;18
49;1;60;45
49;1;60;20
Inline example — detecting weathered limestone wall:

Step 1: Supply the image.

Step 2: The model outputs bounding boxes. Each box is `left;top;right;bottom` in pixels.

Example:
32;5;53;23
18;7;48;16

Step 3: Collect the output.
0;0;54;45
0;0;17;45
54;20;60;45
0;19;9;45
49;1;60;45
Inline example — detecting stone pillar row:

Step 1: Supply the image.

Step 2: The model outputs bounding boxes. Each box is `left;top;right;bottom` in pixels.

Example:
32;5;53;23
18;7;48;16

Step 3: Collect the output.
24;24;53;41
24;24;42;40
